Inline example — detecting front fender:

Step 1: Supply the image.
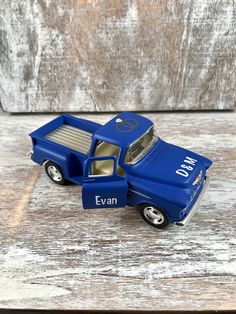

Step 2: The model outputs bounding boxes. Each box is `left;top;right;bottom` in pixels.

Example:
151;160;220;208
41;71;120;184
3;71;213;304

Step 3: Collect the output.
127;176;187;221
189;152;213;170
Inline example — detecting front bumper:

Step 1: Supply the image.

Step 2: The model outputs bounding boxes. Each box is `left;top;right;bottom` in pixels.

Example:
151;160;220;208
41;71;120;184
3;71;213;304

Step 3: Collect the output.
174;177;210;226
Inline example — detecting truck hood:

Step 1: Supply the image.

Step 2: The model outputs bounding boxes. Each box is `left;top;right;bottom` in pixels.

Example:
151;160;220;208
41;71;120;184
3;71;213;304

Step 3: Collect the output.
128;140;212;188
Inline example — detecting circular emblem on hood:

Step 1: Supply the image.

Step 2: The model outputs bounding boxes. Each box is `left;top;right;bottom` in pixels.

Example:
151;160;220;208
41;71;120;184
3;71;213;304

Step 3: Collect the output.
116;118;139;132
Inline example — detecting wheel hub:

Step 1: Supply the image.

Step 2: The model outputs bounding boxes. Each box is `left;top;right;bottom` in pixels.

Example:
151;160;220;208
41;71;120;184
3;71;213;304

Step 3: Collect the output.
48;165;62;182
143;206;165;225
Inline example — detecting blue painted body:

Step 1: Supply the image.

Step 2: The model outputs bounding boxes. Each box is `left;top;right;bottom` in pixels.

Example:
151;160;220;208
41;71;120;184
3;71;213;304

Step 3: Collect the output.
29;112;212;224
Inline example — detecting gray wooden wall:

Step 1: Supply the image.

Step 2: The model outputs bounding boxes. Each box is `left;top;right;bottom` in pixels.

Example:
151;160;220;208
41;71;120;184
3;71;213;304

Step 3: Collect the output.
0;0;235;112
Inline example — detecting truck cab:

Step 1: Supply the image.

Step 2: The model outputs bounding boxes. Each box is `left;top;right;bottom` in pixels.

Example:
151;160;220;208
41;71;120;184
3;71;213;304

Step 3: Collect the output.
30;112;212;229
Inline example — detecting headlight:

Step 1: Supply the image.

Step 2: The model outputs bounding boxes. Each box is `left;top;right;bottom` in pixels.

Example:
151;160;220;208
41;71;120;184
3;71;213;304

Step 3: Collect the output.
192;170;202;186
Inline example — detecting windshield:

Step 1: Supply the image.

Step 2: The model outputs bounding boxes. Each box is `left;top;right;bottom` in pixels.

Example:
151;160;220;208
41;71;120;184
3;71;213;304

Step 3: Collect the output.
125;126;158;164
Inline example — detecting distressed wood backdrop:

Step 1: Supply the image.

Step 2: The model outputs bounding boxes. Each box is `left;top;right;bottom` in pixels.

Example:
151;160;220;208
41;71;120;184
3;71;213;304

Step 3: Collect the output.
0;0;235;112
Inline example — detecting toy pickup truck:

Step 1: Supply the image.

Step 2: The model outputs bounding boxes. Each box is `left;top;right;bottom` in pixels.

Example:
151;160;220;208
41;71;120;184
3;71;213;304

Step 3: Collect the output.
29;112;212;229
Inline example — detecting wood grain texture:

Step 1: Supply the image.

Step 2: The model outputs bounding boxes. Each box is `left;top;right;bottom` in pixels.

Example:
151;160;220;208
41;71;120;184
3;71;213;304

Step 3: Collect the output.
0;112;235;310
0;1;235;112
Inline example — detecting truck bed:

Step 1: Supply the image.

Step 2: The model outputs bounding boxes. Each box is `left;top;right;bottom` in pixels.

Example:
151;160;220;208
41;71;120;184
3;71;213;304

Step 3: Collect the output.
30;114;101;155
46;124;92;154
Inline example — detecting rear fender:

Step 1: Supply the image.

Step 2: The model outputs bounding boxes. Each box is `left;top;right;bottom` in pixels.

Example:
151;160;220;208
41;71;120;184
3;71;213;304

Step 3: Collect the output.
42;157;69;179
32;144;71;179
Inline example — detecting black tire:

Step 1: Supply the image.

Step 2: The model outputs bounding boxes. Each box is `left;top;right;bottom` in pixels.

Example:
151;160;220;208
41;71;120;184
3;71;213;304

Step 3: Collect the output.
44;161;67;185
140;204;169;229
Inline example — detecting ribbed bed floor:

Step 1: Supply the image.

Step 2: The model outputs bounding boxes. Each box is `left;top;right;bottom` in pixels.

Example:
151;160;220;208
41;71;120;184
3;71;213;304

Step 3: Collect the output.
45;124;92;154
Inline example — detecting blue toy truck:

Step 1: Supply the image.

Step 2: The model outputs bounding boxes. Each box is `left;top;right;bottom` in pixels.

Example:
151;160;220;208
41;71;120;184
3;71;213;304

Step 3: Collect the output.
29;112;212;229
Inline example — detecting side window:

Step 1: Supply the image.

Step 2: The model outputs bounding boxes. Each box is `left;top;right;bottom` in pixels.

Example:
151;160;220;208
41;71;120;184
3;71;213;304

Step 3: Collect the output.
89;159;115;177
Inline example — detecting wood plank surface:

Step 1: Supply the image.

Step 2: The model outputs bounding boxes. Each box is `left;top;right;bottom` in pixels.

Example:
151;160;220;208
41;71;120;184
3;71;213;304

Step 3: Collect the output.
0;112;235;310
0;1;235;112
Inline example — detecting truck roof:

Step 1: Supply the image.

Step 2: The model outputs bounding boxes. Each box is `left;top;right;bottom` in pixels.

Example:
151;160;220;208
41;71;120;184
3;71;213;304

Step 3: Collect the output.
93;112;153;148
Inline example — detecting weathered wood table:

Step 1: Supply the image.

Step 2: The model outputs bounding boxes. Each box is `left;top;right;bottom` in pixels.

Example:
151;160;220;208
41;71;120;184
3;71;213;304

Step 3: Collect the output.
0;112;235;311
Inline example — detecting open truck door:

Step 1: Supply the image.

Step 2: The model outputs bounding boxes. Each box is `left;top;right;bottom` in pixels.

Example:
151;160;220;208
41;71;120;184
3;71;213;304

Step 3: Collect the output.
82;156;128;209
